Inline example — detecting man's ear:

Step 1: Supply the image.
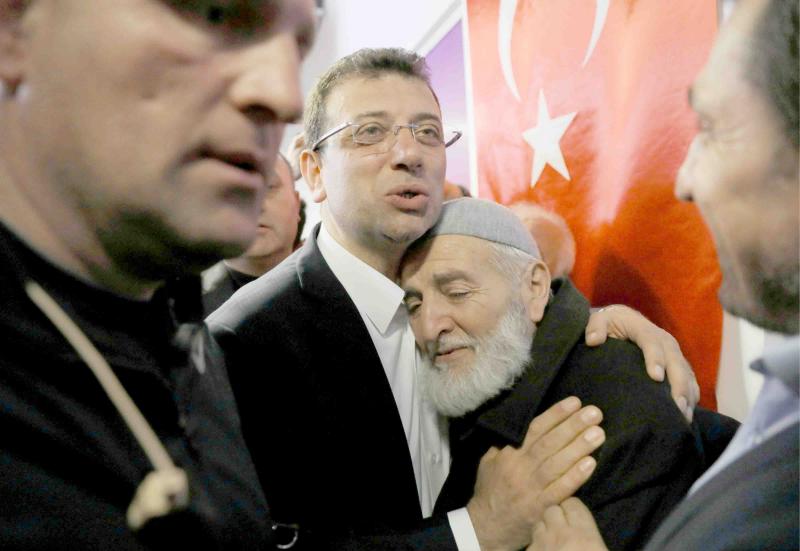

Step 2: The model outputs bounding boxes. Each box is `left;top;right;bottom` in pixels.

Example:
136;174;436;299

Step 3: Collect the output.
0;1;31;96
521;260;551;324
300;148;326;204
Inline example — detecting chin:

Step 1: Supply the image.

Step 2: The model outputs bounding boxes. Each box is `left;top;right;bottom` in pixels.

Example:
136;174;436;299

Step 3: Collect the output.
384;220;434;245
720;265;800;335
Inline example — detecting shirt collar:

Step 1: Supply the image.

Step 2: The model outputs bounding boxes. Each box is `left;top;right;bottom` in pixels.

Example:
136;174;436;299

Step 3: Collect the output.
317;224;405;334
752;336;800;395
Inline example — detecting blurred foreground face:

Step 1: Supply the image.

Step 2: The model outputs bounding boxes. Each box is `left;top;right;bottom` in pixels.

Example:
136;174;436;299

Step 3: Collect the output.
400;235;548;417
3;0;315;277
242;155;301;262
676;0;799;333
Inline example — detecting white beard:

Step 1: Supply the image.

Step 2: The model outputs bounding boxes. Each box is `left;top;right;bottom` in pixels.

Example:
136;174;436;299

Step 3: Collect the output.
421;297;536;418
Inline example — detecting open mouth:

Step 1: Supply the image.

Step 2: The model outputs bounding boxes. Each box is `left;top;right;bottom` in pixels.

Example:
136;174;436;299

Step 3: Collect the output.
386;185;430;210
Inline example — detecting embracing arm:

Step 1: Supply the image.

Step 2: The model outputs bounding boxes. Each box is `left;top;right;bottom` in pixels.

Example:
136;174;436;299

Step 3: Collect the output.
585;305;700;421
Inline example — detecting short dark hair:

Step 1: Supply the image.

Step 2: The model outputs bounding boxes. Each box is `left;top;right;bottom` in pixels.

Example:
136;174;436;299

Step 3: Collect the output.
303;48;436;150
295;198;306;249
747;0;799;148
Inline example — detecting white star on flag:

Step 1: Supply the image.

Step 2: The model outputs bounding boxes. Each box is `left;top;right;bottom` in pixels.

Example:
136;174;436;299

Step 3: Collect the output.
522;89;577;187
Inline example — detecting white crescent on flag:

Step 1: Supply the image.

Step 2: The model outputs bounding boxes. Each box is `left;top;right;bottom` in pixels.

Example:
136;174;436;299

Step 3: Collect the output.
498;0;520;101
583;0;610;66
498;0;610;99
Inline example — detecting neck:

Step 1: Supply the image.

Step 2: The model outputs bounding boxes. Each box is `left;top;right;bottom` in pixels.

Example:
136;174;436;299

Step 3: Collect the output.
321;216;405;279
0;133;159;300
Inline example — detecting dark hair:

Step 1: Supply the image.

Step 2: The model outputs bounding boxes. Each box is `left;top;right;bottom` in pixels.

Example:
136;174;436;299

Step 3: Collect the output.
748;0;799;148
294;198;306;249
303;48;436;150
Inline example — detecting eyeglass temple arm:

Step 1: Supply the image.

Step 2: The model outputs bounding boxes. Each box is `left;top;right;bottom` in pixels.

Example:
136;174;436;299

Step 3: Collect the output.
311;121;352;151
444;130;463;148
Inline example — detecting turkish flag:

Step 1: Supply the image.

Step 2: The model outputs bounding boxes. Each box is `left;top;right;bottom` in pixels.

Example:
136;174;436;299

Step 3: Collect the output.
465;0;722;408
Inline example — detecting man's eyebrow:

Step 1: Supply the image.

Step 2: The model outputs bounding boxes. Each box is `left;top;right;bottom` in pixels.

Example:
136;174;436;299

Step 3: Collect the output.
350;112;443;125
411;112;443;125
403;288;421;301
433;270;474;286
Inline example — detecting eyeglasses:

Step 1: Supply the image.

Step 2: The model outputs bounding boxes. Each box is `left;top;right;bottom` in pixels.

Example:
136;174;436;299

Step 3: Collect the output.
310;121;462;151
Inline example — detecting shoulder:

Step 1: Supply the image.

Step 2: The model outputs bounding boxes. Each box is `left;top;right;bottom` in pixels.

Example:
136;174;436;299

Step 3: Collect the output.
206;252;305;331
555;338;690;440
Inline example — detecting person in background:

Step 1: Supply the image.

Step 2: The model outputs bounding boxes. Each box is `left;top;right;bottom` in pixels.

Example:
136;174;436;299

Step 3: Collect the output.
528;0;798;549
0;1;316;549
443;181;471;200
509;201;576;280
208;47;699;550
203;153;305;314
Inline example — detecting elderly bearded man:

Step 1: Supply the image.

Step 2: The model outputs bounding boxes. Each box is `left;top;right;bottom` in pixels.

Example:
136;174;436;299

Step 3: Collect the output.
400;198;733;551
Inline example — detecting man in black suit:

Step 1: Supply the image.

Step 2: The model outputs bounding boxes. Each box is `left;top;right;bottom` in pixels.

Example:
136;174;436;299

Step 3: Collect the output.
208;47;701;550
528;0;799;549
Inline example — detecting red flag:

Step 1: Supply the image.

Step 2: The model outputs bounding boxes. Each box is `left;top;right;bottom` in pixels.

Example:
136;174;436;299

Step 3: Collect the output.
466;0;722;408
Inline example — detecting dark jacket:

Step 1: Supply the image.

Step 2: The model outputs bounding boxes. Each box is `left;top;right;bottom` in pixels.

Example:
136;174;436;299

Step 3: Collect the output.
207;225;457;550
645;343;799;551
434;279;719;551
0;224;272;550
201;261;257;316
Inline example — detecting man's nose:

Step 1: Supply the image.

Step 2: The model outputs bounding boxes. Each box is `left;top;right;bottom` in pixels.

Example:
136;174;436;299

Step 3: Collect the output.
419;302;454;349
389;126;425;174
228;33;304;125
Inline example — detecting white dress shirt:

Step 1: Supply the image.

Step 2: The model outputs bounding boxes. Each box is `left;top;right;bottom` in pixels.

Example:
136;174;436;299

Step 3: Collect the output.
317;225;480;550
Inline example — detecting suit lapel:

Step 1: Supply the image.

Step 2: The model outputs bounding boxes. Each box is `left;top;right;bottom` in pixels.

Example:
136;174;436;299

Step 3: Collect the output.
647;422;799;548
295;225;422;518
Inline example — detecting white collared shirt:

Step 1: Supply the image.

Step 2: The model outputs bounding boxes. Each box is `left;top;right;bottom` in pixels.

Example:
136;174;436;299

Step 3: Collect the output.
689;337;800;496
317;226;480;549
317;225;451;515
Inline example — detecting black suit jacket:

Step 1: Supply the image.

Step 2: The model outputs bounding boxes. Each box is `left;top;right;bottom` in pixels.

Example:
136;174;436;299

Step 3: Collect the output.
434;279;730;551
645;416;798;550
207;226;457;550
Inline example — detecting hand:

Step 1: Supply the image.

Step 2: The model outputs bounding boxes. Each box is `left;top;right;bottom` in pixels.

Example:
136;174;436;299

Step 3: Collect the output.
467;397;605;551
527;498;608;551
585;304;700;421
